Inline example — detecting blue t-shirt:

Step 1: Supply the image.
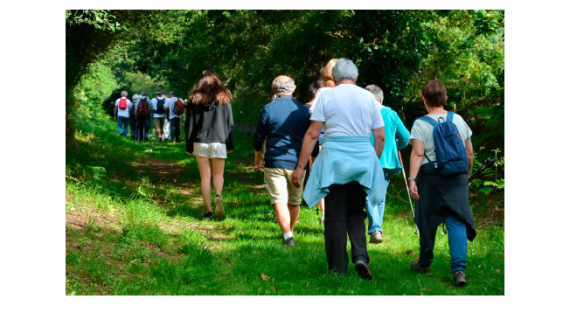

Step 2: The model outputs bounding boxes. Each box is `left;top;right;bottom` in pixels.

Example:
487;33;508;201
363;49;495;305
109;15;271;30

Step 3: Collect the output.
254;95;313;169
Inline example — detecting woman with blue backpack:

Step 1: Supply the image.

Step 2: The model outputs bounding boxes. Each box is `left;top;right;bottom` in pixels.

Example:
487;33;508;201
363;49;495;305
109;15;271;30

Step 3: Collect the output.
408;80;475;287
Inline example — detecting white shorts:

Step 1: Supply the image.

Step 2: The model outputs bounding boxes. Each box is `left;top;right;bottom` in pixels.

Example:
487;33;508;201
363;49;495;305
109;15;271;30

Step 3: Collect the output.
193;142;227;159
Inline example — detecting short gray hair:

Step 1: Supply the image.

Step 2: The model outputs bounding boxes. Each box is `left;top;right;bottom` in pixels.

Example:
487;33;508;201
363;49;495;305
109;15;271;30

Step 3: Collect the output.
272;76;295;93
332;58;358;82
365;84;384;103
121;91;128;97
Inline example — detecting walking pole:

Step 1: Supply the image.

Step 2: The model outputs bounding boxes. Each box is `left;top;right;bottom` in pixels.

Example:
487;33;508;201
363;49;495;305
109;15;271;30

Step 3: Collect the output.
398;150;420;237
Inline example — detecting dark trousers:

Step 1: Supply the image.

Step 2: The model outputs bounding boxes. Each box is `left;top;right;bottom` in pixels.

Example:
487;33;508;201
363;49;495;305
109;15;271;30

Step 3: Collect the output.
170;117;181;142
136;116;150;141
324;181;369;274
129;118;137;140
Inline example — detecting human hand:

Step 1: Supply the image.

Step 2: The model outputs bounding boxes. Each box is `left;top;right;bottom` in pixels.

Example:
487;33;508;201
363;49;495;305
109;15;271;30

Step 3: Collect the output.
292;168;304;188
254;153;264;168
410;181;420;200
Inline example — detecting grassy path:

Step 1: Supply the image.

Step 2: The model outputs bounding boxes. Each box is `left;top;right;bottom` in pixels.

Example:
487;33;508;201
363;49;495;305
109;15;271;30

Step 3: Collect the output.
66;117;504;295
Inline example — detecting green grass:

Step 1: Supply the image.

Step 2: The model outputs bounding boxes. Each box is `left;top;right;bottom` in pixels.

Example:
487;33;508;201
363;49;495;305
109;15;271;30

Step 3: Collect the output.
66;114;504;295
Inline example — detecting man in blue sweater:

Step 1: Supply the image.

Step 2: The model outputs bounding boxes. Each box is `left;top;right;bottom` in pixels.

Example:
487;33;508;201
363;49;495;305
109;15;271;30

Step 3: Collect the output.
254;76;314;247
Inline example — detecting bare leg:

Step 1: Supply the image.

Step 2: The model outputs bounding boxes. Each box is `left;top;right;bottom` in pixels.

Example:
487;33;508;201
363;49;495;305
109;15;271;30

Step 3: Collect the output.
288;204;300;231
274;202;291;234
211;158;225;197
195;155;212;212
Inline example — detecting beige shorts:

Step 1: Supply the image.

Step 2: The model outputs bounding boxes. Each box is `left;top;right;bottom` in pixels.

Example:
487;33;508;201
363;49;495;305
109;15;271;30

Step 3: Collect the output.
154;117;165;128
264;168;306;205
193;142;227;159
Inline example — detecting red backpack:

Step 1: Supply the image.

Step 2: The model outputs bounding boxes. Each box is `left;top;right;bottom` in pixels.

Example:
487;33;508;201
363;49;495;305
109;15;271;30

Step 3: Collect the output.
174;98;185;115
118;98;128;110
138;98;149;116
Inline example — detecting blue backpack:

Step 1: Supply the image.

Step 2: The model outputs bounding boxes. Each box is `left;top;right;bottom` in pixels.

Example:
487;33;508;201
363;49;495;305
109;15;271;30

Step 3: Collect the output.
417;111;467;176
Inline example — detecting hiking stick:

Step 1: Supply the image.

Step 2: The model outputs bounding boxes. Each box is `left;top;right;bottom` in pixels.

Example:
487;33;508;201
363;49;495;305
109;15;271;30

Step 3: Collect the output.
398;150;420;236
468;158;499;183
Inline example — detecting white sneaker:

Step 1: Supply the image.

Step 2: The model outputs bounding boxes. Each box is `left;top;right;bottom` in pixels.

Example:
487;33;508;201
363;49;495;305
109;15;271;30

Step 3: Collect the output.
320;212;325;224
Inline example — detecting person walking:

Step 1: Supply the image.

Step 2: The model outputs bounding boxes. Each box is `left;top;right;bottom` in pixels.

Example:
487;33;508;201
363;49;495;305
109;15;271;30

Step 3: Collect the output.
292;58;386;279
152;90;168;142
129;94;139;140
408;80;475;287
135;91;152;142
165;91;185;143
186;70;234;220
364;85;410;244
253;75;316;247
114;91;133;137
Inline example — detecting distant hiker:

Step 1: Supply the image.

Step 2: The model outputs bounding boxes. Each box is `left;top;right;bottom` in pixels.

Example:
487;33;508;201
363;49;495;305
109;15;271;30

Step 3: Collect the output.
364;85;410;244
186;70;234;220
152;90;168;142
253;75;317;247
305;79;326;222
408;80;475;287
114;91;133;137
292;58;386;279
165;91;185;143
135;91;152;142
308;58;337;114
130;94;139;140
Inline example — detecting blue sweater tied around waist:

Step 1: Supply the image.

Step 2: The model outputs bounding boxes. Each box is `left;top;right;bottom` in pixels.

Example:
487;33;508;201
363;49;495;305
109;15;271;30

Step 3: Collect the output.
303;136;386;208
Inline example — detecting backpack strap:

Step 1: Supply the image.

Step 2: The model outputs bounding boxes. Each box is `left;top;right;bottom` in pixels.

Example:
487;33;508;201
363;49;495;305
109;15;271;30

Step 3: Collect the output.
446;111;455;123
416;115;439;126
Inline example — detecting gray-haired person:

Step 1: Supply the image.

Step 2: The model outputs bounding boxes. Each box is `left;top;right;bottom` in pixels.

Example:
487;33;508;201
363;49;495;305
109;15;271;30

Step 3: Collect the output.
292;58;386;279
253;75;317;247
114;91;133;137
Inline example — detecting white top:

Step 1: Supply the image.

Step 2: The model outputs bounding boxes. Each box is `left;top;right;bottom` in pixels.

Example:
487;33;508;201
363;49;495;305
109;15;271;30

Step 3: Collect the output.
410;112;473;165
308;87;331;114
115;98;133;118
151;97;167;118
165;97;184;119
310;84;384;138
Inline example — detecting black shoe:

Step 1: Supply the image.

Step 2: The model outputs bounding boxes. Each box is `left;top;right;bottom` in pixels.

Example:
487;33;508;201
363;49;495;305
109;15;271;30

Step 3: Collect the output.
354;256;373;280
453;271;468;287
410;260;430;274
282;237;295;247
202;212;214;220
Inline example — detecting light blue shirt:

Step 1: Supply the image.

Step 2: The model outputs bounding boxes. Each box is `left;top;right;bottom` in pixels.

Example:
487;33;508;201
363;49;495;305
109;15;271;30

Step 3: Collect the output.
165;96;184;119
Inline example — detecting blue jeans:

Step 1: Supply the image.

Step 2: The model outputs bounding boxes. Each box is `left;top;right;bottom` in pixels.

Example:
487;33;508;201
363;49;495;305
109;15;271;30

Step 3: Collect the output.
136;116;151;141
118;116;129;137
419;215;468;272
365;179;390;234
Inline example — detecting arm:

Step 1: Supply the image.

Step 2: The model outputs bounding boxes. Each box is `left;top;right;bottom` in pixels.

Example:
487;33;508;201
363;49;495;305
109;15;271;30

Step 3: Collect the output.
225;103;235;153
185;105;195;155
409;139;425;200
253;109;268;167
292;121;324;187
372;127;385;159
113;106;118;120
395;115;411;150
465;138;474;174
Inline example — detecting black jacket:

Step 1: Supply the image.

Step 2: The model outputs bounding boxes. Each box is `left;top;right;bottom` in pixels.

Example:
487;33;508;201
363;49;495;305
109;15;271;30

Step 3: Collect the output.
185;98;234;154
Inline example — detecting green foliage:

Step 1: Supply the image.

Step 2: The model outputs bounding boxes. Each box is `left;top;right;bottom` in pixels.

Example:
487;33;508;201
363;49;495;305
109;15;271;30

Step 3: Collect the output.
123;71;171;96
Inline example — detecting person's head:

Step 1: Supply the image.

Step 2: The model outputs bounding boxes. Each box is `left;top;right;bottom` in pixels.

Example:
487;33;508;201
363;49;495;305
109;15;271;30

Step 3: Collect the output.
169;91;175;97
160;90;167;97
191;70;232;105
365;84;384;104
121;91;128;98
141;91;147;97
320;59;338;87
132;94;140;101
332;58;359;84
307;79;325;100
271;75;296;95
155;92;160;98
421;80;447;108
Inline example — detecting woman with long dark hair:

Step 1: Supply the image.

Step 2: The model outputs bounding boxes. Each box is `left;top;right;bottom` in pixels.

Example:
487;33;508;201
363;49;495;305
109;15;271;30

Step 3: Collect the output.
186;70;234;220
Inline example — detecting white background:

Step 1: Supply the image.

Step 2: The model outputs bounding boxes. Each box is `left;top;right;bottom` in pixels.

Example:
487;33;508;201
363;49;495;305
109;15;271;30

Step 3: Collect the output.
1;0;569;319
